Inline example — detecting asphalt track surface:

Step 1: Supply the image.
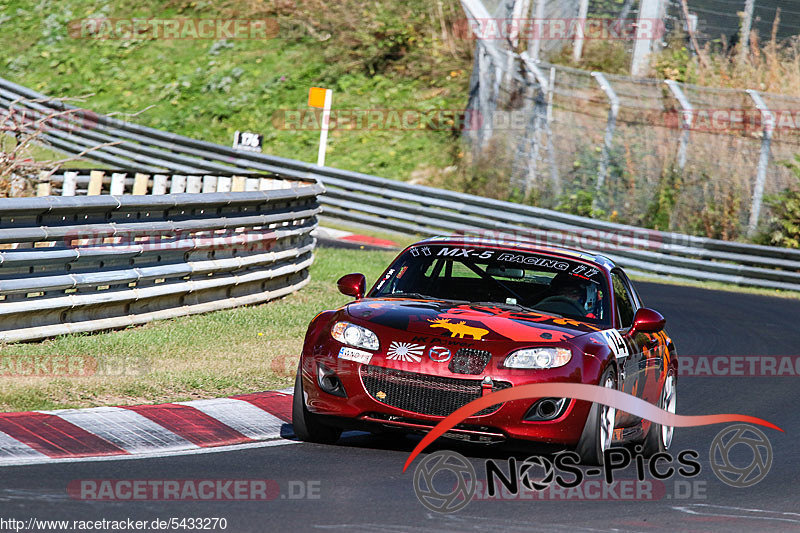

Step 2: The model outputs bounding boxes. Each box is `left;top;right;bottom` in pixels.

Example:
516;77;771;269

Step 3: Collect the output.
3;281;800;532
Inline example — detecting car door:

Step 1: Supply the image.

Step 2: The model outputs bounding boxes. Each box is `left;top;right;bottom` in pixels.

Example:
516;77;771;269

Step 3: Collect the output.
612;269;663;405
621;272;667;404
610;271;641;407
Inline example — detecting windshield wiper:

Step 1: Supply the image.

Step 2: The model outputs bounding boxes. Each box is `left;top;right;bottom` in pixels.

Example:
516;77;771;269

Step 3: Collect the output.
470;300;568;318
384;292;469;304
470;300;536;313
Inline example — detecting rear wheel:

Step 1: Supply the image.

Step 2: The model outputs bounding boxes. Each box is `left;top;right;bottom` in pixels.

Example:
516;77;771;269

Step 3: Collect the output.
575;367;617;466
292;366;342;444
642;370;676;456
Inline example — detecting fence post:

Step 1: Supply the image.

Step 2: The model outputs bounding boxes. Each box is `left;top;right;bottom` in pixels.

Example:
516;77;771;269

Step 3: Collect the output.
517;52;555;196
572;0;590;62
591;72;619;197
631;0;666;77
476;42;493;148
739;0;755;60
665;80;694;171
746;89;775;237
546;66;561;195
529;0;546;61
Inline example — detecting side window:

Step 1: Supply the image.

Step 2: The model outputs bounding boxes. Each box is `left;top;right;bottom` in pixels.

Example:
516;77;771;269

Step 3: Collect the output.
612;272;635;329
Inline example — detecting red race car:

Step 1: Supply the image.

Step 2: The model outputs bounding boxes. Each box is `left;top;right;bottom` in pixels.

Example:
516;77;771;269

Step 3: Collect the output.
293;237;678;464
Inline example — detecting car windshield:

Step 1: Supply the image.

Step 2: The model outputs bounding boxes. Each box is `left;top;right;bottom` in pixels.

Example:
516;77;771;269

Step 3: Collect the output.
370;244;611;326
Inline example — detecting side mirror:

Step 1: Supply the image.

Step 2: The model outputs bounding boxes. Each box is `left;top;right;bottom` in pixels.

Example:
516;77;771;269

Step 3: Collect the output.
630;308;666;334
337;273;367;299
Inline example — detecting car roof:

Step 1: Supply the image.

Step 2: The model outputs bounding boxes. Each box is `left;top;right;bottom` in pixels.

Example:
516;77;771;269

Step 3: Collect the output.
412;235;617;271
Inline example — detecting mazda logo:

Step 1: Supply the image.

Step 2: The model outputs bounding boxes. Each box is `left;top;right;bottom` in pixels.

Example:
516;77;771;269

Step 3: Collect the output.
428;346;452;362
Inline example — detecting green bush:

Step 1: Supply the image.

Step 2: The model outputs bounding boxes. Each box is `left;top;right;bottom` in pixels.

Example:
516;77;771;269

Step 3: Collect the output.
760;155;800;248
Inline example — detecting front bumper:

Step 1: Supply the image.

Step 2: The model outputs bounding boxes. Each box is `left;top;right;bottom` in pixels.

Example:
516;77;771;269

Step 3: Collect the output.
300;339;601;447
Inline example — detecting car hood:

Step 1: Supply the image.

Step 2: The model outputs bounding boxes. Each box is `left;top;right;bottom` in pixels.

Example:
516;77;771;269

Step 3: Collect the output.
345;298;601;343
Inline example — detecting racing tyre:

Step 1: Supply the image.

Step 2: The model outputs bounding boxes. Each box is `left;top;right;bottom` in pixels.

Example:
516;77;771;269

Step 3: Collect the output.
292;366;342;444
575;367;617;466
642;369;676;457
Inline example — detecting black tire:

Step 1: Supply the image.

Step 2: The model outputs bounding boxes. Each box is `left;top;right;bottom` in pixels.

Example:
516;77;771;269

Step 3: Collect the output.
575;366;617;466
642;369;676;457
292;366;342;444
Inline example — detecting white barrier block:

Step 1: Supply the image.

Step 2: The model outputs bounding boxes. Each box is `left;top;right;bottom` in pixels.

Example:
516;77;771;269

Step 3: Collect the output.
216;176;232;192
132;173;150;195
170;175;187;193
88;170;105;196
152;174;168;195
231;176;246;192
186;175;203;193
62;171;78;196
202;175;217;193
110;173;126;195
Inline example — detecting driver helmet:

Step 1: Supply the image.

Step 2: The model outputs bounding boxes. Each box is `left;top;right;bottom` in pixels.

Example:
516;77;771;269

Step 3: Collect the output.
549;273;598;314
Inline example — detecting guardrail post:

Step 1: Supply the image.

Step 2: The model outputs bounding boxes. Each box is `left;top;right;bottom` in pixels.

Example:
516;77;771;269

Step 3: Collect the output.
591;72;619;200
746;89;775;237
665;80;693;171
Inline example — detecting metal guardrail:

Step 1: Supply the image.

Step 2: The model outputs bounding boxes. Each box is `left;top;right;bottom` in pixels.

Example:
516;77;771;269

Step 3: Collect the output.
2;76;800;292
0;169;322;342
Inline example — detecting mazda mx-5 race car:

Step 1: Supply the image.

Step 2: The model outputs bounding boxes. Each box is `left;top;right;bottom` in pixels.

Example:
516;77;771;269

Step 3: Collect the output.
293;237;678;464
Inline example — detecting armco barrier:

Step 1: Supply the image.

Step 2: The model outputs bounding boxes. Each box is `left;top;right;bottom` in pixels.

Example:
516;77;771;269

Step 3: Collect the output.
0;171;322;342
2;76;800;292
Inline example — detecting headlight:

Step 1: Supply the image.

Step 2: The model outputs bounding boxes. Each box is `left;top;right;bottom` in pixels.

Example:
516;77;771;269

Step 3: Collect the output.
504;347;572;369
331;321;380;351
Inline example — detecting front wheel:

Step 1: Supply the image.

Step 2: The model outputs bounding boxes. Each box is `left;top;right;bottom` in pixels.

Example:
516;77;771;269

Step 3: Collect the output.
575;367;617;466
292;366;342;444
642;369;676;456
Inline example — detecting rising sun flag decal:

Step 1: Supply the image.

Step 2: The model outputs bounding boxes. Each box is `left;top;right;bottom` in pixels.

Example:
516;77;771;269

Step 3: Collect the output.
401;382;784;472
387;342;425;363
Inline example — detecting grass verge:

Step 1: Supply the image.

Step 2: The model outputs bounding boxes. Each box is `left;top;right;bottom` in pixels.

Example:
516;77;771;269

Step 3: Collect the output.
0;247;396;412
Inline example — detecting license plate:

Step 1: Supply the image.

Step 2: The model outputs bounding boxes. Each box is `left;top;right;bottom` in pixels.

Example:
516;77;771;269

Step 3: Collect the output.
338;347;372;364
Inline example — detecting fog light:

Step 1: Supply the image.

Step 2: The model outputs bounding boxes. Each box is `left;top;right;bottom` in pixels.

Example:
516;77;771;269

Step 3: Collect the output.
524;397;569;421
316;362;347;398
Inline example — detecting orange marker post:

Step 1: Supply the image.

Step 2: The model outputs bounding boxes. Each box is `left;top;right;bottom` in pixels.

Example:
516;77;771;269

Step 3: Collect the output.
308;87;333;167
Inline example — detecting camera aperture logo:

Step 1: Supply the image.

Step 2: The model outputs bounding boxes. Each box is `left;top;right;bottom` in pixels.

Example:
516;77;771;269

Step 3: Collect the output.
709;424;772;488
413;451;476;513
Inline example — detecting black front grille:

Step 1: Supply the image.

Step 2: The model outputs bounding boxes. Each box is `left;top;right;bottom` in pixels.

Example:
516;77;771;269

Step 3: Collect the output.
360;365;511;417
449;348;492;375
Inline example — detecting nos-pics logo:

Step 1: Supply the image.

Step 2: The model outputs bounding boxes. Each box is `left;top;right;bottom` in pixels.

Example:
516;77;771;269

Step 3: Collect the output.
413;424;773;513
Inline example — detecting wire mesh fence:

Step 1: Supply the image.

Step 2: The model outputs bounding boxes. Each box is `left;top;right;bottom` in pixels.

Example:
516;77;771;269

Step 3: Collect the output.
462;0;800;241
